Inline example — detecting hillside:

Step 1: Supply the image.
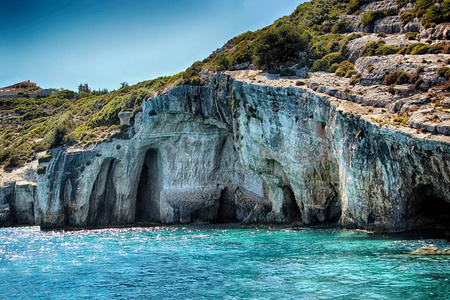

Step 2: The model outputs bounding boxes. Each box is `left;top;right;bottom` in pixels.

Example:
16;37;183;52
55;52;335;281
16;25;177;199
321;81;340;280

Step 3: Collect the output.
1;0;449;171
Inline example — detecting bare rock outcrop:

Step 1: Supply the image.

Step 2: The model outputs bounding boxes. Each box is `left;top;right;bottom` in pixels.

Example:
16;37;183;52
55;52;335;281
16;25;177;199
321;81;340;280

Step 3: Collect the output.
374;16;402;34
362;0;398;13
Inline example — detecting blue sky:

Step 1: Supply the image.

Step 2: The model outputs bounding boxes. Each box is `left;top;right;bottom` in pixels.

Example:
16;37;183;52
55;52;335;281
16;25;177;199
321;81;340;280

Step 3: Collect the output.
0;0;304;91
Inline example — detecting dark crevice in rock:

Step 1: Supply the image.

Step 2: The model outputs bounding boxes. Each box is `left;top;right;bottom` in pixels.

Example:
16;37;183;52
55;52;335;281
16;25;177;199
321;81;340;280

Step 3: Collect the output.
135;149;161;224
326;197;342;225
88;158;119;227
217;187;238;223
281;186;302;223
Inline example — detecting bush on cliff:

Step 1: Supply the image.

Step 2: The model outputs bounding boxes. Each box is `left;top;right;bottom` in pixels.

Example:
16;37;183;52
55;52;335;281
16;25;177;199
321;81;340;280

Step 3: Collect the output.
398;43;443;55
383;71;411;85
399;0;450;28
334;60;355;77
182;61;205;84
331;17;351;33
360;40;401;57
347;0;372;14
311;52;345;72
422;0;450;28
438;67;450;80
253;25;308;71
360;11;387;27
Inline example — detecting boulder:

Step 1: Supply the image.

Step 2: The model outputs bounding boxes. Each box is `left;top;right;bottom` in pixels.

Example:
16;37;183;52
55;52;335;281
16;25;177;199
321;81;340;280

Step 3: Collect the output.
410;247;450;255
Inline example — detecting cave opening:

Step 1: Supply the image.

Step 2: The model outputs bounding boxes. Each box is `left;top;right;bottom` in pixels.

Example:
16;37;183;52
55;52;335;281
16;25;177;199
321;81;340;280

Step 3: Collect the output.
88;158;119;227
325;197;342;225
407;185;450;231
135;149;161;224
281;186;302;223
217;187;238;223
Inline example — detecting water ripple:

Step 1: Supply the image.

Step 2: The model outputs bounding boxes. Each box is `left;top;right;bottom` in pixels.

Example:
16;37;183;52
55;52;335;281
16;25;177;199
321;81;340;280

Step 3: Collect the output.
0;226;449;299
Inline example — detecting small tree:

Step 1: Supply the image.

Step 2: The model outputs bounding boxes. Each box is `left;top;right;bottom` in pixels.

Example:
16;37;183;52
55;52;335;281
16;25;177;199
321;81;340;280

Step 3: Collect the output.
120;82;129;88
253;25;308;71
78;83;91;94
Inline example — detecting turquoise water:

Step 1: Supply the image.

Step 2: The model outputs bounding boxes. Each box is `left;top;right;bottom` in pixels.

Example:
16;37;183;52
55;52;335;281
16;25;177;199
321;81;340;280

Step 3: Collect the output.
0;226;449;299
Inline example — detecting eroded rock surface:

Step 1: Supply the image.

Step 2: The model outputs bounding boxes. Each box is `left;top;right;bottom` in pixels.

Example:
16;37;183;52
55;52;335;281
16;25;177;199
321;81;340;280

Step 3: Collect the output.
33;72;450;231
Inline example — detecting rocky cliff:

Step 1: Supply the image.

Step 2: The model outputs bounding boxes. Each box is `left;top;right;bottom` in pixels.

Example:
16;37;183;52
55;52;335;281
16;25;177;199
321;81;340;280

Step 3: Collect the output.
4;71;445;231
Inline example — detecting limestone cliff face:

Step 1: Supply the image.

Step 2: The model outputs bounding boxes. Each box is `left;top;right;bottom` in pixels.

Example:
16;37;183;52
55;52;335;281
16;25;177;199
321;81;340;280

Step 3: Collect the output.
36;80;264;229
230;76;450;230
34;73;450;230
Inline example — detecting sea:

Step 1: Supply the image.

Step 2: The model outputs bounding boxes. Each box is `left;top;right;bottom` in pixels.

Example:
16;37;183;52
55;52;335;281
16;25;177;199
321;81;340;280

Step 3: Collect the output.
0;225;449;299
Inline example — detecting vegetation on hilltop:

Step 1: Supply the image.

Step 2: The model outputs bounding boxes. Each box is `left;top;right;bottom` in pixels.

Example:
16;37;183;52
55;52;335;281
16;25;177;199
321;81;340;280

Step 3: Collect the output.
197;0;450;74
0;74;181;169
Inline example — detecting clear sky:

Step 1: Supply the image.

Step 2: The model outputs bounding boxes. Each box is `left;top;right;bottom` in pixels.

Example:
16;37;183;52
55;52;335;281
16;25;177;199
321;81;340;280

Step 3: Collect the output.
0;0;305;91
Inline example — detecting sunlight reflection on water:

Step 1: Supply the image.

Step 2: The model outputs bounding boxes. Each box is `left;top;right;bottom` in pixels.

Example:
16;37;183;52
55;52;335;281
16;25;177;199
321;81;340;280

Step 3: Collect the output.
0;226;449;299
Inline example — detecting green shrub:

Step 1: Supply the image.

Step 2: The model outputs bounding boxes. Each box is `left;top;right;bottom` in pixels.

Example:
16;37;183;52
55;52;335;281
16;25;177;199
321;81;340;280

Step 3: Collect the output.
189;76;203;86
388;84;396;95
288;0;350;32
38;154;53;164
406;32;419;40
360;40;386;57
345;69;359;78
88;96;125;128
308;33;343;59
31;141;48;152
329;63;340;73
56;90;76;100
182;61;205;83
359;40;444;57
400;11;415;26
438;67;450;80
399;0;449;28
360;11;385;26
311;52;344;72
335;60;355;77
3;154;21;170
0;149;12;164
211;53;230;71
398;43;443;55
415;0;434;16
331;17;350;33
422;0;450;28
410;44;438;55
280;69;296;76
396;0;414;9
36;166;46;175
49;124;70;148
347;0;371;14
253;25;308;71
229;43;254;66
380;45;401;55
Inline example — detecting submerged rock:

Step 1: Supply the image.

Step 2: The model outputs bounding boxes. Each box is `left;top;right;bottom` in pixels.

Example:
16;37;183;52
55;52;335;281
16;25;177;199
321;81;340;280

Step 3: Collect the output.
410;247;450;255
